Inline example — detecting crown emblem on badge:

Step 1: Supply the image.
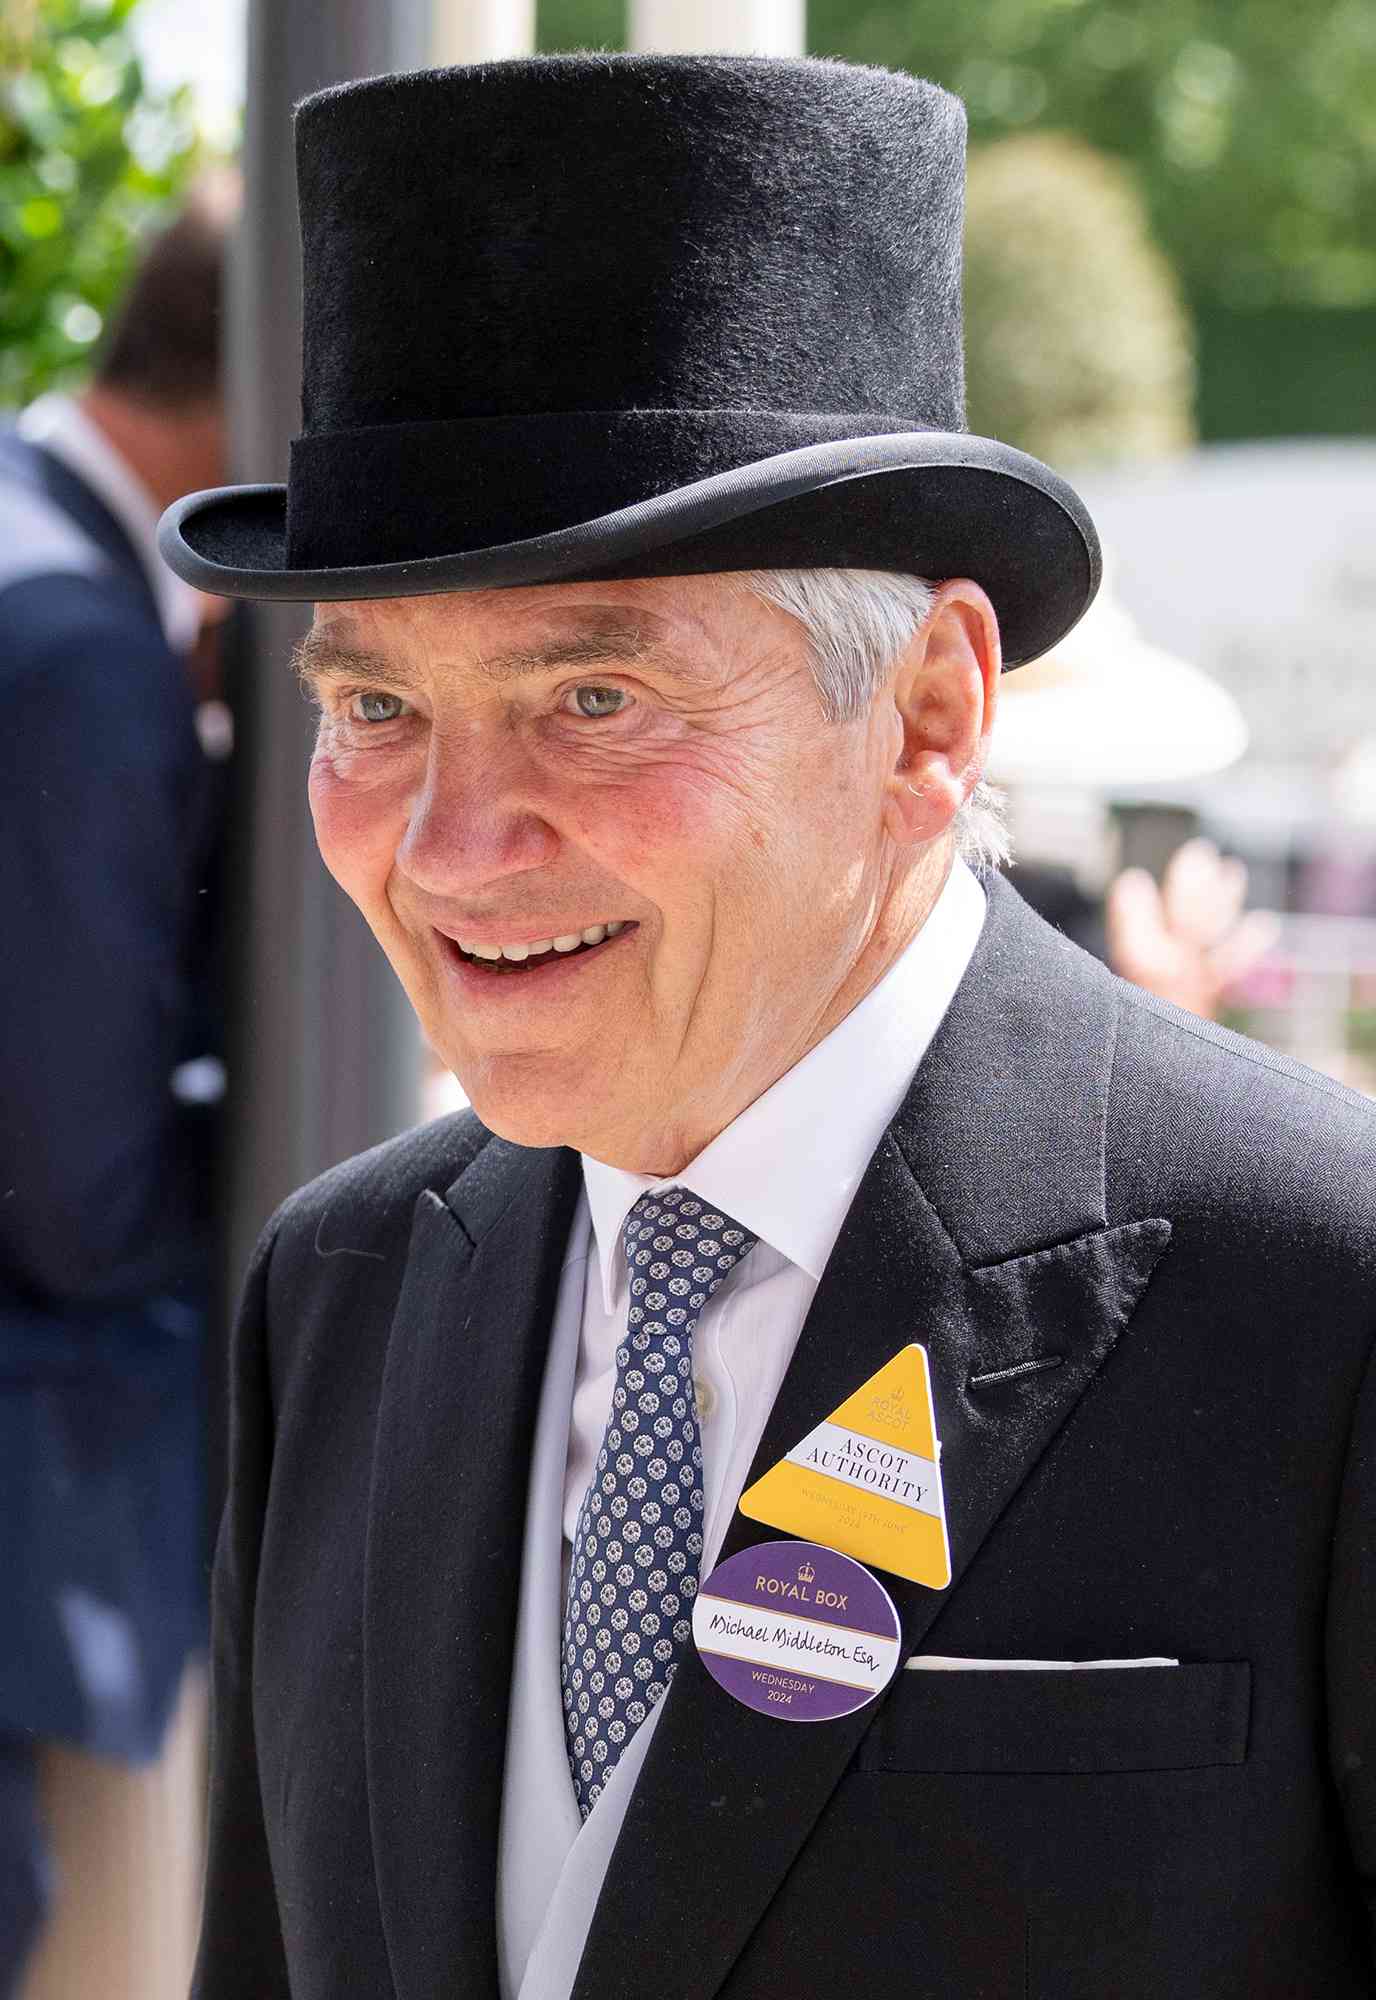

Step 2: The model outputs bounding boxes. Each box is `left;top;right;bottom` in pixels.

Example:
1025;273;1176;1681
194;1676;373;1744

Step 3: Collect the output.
797;1558;816;1584
867;1382;912;1431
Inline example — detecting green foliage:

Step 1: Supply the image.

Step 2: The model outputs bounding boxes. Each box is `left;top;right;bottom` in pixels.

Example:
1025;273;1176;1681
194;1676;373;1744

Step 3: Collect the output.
538;0;1376;315
811;0;1376;314
1349;1007;1376;1068
0;0;202;408
964;132;1195;465
539;0;622;52
1195;301;1376;439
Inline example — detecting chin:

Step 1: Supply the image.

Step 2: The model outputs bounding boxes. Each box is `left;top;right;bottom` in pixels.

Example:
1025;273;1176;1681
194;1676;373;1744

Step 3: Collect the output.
452;1060;596;1153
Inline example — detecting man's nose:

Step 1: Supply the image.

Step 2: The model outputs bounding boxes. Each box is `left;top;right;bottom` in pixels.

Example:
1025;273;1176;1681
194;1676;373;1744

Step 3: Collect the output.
395;733;559;893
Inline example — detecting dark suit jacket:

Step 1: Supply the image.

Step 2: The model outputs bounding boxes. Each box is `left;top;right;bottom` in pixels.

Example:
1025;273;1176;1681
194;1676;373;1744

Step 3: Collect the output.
0;429;217;1756
195;876;1376;1999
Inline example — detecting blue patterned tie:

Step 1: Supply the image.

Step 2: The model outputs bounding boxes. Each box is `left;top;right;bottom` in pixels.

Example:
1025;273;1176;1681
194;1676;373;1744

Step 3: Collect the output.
561;1187;758;1816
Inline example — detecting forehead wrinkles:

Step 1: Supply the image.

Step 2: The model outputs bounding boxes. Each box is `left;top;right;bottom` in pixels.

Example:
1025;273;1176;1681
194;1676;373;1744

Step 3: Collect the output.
468;614;675;683
297;602;708;690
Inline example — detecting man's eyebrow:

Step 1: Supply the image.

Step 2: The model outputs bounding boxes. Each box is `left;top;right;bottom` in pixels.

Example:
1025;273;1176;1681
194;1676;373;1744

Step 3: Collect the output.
292;616;696;689
291;635;422;690
472;621;687;681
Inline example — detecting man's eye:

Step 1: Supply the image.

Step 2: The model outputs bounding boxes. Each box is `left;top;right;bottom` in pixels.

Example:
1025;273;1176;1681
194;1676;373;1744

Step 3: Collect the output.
563;685;631;720
349;691;408;724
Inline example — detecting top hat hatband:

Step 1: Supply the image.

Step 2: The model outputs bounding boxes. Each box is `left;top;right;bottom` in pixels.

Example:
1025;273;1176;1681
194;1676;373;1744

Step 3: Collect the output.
159;54;1100;666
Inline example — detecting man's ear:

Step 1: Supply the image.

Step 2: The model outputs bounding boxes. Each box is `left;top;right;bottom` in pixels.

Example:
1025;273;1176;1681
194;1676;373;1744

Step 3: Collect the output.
882;579;1001;847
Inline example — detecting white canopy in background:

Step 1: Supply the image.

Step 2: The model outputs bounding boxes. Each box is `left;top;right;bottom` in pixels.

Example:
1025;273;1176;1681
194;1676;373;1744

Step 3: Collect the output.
1073;441;1376;844
988;580;1248;791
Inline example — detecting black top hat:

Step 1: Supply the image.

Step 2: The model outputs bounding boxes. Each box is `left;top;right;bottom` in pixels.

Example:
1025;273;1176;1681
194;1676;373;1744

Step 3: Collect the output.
159;54;1100;664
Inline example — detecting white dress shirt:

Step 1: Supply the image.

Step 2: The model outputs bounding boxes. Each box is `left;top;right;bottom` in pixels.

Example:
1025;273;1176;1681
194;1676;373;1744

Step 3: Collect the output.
18;391;202;654
498;858;986;2000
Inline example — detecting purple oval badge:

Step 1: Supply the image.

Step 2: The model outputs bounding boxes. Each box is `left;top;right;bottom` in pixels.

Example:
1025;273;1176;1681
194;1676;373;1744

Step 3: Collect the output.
692;1539;901;1721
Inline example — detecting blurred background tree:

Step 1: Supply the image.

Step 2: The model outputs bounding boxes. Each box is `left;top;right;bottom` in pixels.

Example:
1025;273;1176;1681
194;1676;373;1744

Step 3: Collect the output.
0;0;203;407
540;0;1376;441
963;132;1195;465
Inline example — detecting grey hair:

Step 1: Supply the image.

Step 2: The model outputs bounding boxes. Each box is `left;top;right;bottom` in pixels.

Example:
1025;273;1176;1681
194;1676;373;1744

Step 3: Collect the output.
738;567;1011;872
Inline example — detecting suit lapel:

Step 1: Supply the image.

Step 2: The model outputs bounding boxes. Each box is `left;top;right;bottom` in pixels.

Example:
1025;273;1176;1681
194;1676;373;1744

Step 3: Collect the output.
365;1137;581;2000
574;880;1172;2000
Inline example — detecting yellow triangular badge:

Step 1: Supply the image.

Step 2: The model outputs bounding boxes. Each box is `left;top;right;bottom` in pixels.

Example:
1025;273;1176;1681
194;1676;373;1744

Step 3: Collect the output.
739;1344;951;1588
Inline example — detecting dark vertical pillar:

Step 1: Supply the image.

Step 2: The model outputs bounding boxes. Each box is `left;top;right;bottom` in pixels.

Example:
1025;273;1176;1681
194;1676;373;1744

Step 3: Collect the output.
222;0;429;1300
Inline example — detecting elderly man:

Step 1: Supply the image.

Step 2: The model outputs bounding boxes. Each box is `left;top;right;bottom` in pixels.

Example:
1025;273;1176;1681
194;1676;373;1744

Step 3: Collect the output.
162;55;1375;2000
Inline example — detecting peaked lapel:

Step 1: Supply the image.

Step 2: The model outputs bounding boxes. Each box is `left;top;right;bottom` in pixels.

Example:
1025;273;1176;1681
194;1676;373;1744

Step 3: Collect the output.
365;1136;581;2000
573;879;1172;2000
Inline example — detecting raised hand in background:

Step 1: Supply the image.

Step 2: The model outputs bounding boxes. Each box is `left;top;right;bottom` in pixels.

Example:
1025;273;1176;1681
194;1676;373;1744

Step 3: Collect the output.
1106;837;1279;1022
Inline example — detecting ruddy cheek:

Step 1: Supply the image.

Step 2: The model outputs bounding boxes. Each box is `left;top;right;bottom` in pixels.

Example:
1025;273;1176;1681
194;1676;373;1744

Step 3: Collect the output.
308;752;409;904
574;768;708;867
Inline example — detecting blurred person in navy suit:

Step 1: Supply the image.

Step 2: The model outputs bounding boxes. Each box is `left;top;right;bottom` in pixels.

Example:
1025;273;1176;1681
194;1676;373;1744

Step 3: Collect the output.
0;182;232;1992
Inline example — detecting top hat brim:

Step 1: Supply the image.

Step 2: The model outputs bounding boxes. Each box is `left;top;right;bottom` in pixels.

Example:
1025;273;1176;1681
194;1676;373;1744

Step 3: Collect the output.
158;430;1100;668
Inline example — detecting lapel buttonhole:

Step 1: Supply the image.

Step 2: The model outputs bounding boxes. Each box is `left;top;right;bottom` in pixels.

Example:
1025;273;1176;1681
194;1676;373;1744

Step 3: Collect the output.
968;1353;1066;1392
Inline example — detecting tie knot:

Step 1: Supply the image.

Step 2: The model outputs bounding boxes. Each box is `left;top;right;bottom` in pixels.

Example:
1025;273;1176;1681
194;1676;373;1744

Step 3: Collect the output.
621;1187;757;1324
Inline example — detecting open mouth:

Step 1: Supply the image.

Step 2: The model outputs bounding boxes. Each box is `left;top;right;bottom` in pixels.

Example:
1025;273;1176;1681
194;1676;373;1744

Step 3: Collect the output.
448;920;635;974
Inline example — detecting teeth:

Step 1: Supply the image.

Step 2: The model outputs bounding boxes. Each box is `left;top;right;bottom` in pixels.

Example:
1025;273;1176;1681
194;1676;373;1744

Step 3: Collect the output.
458;923;628;963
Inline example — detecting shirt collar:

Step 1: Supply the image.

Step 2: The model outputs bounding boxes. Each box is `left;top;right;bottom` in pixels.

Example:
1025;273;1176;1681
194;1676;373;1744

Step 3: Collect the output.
582;857;986;1313
18;392;202;654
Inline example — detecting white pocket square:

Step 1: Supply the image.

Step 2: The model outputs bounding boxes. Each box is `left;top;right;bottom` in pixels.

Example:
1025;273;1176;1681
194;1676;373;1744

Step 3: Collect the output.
905;1654;1179;1671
